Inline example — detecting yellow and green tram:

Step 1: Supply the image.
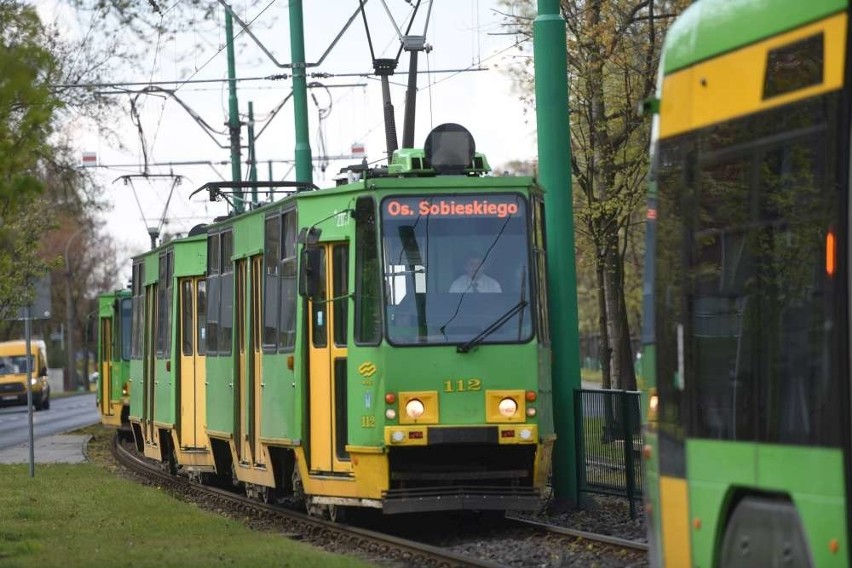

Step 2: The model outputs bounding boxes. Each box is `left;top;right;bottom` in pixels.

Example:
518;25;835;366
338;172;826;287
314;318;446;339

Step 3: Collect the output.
643;0;852;565
127;231;214;477
127;125;554;517
97;289;132;428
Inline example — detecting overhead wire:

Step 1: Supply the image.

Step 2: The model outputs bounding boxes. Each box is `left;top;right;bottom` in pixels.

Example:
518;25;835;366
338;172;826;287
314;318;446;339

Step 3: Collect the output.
174;0;277;94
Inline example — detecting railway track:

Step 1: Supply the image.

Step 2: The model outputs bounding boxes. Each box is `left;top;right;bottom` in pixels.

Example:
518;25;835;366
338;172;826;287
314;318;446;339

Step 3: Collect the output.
112;435;647;566
507;516;648;552
112;435;506;568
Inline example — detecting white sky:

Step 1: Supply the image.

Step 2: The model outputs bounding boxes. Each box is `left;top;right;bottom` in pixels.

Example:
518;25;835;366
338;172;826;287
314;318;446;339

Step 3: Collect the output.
44;1;538;274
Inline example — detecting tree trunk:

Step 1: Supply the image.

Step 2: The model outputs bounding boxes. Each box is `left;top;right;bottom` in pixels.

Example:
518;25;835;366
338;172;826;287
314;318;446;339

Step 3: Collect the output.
596;252;612;390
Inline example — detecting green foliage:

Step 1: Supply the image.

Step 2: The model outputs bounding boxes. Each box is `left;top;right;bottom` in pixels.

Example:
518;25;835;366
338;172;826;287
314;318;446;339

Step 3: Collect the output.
0;3;65;319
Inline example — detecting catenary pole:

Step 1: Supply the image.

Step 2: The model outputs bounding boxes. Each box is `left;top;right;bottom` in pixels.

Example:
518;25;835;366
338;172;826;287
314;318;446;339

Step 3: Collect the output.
535;0;581;506
248;101;258;205
289;0;313;184
225;6;244;213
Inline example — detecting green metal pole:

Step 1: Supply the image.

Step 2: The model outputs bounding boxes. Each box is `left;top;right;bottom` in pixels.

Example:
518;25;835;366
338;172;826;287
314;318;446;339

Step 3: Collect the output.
225;7;244;213
268;160;273;201
289;0;313;184
534;0;581;506
248;101;258;205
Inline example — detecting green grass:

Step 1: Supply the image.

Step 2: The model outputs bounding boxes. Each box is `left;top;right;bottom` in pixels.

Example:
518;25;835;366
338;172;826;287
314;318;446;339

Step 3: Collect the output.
580;368;602;384
0;460;372;568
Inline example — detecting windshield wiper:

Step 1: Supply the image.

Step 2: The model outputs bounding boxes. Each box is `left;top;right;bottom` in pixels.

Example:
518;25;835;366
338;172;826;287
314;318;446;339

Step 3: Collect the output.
457;300;528;353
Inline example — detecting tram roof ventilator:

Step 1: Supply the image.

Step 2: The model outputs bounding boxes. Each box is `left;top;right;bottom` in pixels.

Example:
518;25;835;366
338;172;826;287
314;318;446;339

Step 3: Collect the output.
336;123;491;185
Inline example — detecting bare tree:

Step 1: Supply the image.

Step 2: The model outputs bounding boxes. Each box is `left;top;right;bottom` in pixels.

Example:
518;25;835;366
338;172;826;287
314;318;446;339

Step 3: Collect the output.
498;0;687;391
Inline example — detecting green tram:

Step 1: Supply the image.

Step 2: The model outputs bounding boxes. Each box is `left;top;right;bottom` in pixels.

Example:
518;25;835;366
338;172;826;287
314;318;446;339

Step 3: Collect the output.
127;125;554;517
127;232;212;475
96;289;132;428
642;1;852;566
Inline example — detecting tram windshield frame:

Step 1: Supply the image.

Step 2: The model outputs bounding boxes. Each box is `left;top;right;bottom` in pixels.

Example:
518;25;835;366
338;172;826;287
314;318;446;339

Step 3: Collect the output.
379;193;535;347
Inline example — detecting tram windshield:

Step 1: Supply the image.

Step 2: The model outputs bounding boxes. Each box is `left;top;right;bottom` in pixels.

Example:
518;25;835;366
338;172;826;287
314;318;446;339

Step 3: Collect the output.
380;193;534;346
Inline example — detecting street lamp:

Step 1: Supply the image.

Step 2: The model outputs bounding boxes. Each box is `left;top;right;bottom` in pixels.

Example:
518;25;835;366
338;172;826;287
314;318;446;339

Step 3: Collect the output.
65;225;88;391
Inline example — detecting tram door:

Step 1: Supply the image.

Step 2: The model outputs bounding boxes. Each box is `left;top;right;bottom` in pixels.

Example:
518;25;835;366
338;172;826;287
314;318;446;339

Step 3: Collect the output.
308;243;351;473
178;278;207;449
99;317;113;418
235;259;248;463
235;257;265;466
143;284;157;444
249;256;263;464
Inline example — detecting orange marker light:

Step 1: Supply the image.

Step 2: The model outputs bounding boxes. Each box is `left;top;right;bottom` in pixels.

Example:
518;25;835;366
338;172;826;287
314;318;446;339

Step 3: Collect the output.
830;539;839;554
826;230;836;276
525;391;537;402
385;392;396;404
693;518;702;530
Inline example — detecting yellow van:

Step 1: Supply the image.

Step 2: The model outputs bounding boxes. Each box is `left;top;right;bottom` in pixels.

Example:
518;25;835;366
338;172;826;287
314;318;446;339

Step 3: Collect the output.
0;340;50;410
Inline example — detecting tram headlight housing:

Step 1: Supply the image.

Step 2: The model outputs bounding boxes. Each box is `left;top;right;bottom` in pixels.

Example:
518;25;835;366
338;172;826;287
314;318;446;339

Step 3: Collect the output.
648;389;659;422
405;398;425;419
498;397;518;418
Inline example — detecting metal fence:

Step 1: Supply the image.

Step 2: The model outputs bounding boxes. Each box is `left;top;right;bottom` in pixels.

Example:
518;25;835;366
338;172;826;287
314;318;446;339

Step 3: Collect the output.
574;388;644;518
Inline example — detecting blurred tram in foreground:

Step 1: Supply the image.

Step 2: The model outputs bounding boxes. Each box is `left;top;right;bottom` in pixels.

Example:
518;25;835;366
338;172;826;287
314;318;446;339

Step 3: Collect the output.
97;290;131;427
112;124;555;518
643;1;852;566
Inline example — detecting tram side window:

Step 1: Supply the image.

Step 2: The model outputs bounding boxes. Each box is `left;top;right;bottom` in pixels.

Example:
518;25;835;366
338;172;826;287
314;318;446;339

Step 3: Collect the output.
653;149;689;474
197;280;207;355
156;251;173;358
354;197;382;344
120;298;132;361
333;245;349;346
279;210;298;351
131;262;144;360
685;124;839;446
219;230;234;355
690;157;756;440
181;280;193;356
758;138;836;445
263;215;280;349
207;233;220;355
532;198;550;345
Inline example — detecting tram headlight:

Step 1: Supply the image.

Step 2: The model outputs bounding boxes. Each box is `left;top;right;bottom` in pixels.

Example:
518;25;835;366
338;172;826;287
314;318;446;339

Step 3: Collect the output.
30;378;37;386
526;406;536;417
385;408;397;420
405;399;425;419
648;390;659;422
498;397;518;418
390;430;405;443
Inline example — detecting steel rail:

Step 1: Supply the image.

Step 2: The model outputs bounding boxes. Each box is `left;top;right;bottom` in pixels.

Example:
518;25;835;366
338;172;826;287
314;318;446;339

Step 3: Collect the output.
112;436;506;568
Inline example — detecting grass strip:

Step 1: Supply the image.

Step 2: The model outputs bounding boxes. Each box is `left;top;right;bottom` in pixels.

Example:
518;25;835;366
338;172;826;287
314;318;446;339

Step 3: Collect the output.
0;440;371;568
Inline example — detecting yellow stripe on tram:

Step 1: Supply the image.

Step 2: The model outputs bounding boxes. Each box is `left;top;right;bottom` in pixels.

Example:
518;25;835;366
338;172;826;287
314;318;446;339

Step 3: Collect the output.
660;475;692;567
659;12;846;140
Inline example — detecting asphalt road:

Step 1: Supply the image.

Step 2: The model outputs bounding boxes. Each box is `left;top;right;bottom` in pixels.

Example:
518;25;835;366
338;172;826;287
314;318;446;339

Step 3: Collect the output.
0;393;99;450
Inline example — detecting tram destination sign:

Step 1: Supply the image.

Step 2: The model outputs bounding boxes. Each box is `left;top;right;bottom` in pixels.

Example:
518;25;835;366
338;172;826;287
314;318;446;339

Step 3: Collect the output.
383;195;522;219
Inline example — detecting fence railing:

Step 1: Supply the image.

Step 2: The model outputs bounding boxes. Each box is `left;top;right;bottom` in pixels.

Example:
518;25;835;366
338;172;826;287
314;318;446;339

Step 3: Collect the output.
574;388;644;518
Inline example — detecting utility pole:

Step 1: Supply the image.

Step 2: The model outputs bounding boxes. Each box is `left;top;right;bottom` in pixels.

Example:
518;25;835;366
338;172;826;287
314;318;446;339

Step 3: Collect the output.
289;0;313;184
225;5;244;213
248;101;258;205
535;0;581;507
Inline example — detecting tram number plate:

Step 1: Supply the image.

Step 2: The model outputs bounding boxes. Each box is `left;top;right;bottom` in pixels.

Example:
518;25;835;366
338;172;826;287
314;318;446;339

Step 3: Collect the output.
2;395;18;401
